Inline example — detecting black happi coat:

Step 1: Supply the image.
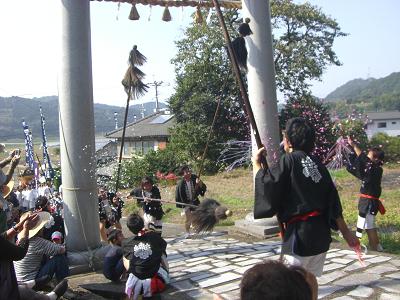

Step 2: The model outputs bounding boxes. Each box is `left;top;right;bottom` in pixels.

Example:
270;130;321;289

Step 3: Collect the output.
347;152;383;215
175;174;206;209
122;231;167;280
130;186;164;220
254;151;343;256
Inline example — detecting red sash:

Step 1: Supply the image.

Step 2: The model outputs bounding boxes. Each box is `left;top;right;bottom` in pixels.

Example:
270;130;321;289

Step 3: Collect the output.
287;210;321;225
359;193;386;215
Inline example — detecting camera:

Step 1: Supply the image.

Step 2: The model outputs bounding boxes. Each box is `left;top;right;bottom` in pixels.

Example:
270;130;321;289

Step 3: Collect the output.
15;149;21;156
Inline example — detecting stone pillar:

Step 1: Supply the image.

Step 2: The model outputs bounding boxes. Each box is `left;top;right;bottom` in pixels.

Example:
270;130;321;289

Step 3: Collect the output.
234;0;281;236
59;0;100;251
241;0;280;168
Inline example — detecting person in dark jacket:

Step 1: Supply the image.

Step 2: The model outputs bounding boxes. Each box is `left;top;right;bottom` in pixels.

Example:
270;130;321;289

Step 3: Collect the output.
175;166;206;237
103;228;125;282
347;137;385;251
253;118;359;276
130;177;163;235
122;213;169;300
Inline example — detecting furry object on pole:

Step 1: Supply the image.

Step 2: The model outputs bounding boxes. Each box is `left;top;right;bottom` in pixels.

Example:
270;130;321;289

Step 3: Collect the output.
231;18;253;72
121;45;149;99
129;45;147;66
122;69;149;99
191;198;232;233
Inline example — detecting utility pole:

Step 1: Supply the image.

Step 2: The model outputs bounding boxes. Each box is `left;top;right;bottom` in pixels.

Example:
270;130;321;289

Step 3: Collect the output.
148;80;166;112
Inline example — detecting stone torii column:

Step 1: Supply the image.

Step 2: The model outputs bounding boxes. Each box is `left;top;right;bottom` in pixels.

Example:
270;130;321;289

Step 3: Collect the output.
235;0;280;236
242;0;280;165
59;0;101;254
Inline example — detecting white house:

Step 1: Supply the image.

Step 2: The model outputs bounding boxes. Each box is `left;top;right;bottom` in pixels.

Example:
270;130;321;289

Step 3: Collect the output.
105;110;175;158
365;111;400;139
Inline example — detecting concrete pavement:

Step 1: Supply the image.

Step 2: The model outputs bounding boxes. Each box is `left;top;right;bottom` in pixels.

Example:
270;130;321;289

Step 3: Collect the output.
67;223;400;299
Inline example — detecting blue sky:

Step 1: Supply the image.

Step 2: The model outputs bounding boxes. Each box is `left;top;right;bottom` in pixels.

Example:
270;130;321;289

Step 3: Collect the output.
0;0;399;107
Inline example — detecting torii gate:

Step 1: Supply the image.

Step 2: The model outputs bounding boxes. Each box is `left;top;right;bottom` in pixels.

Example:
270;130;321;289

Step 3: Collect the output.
59;0;280;260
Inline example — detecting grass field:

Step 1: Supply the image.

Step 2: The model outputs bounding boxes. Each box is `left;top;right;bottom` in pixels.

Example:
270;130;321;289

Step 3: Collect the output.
2;142;399;254
125;166;400;254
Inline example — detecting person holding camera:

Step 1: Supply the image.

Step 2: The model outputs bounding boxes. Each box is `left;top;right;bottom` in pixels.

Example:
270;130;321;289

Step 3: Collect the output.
0;149;21;232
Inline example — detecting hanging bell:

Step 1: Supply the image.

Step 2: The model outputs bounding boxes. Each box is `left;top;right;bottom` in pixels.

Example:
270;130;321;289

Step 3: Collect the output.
195;6;203;24
129;3;140;21
162;5;172;22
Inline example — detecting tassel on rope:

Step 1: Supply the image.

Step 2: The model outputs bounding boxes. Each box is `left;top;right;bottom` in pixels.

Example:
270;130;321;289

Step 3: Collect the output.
129;3;140;20
162;5;172;22
195;6;203;24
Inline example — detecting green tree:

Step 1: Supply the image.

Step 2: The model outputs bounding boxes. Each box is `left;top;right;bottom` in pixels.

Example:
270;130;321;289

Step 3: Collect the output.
370;133;400;163
271;0;347;97
169;1;346;167
169;9;248;140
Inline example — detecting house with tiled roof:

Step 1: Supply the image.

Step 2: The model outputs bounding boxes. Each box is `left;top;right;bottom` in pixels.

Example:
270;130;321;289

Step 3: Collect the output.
105;109;175;157
365;111;400;139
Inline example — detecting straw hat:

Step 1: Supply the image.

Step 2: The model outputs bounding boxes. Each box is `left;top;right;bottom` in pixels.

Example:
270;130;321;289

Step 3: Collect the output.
18;211;52;240
2;180;14;198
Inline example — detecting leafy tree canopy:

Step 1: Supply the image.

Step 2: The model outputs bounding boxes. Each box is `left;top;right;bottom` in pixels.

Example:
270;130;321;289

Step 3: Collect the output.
168;1;346;169
271;0;346;97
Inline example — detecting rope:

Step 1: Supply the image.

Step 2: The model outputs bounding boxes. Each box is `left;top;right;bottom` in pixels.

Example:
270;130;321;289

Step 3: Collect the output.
126;195;198;208
196;77;230;181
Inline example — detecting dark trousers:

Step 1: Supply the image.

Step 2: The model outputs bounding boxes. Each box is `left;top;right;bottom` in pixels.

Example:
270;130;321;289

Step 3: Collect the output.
104;258;124;282
36;254;69;281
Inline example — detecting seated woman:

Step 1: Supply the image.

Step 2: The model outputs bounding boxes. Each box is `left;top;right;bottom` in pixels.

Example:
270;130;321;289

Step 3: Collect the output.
14;211;70;284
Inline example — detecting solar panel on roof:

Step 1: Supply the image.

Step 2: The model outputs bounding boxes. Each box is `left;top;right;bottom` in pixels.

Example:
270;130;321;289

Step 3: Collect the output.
150;115;173;124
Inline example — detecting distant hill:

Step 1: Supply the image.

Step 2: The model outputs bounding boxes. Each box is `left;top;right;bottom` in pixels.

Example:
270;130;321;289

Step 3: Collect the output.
0;96;167;140
324;72;400;117
325;78;376;101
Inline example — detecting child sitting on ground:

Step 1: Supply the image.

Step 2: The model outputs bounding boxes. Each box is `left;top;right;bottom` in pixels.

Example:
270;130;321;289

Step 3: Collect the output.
253;117;359;276
103;227;125;282
346;137;385;251
122;213;169;300
51;231;63;244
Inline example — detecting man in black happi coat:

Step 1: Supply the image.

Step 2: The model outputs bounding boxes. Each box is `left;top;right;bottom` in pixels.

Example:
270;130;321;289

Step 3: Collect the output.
253;117;359;276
